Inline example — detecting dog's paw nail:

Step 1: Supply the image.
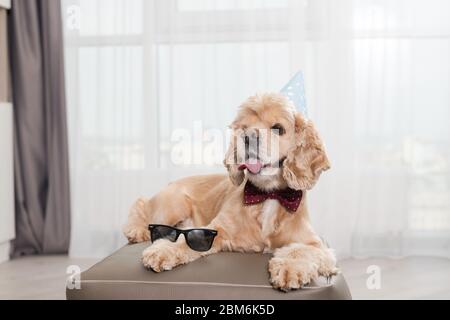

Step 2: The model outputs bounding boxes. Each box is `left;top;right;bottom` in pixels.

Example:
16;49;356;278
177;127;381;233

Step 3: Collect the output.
319;266;339;280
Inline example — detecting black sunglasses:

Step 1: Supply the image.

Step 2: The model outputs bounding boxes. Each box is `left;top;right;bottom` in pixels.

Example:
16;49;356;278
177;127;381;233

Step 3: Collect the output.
148;224;218;252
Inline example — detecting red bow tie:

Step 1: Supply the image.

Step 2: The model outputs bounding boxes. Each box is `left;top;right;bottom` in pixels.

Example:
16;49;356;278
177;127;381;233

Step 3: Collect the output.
243;181;303;212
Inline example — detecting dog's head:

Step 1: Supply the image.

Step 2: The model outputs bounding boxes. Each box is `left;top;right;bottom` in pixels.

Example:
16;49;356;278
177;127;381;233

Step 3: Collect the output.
224;92;330;191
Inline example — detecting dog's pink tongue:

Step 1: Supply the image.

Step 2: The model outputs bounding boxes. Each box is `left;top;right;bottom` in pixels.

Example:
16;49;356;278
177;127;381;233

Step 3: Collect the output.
240;160;263;174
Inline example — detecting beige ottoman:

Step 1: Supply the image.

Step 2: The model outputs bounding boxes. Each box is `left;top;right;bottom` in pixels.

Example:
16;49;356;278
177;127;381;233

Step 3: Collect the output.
66;242;351;300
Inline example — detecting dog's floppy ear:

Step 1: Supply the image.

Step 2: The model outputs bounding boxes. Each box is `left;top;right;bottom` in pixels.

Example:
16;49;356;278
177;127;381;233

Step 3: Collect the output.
223;129;245;186
283;112;330;190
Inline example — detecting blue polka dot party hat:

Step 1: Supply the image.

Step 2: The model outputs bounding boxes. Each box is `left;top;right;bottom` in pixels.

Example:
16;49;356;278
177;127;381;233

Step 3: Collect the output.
280;71;308;118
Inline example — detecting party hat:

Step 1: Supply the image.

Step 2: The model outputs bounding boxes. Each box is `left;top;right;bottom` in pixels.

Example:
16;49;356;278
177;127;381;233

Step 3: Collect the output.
281;71;308;118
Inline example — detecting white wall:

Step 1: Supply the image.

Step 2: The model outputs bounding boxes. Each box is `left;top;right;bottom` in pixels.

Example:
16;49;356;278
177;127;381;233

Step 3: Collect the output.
0;0;11;10
0;0;12;265
0;103;14;263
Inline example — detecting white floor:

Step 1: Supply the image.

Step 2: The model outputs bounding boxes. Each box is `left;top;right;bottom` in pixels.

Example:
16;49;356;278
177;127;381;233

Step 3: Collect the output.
0;255;449;300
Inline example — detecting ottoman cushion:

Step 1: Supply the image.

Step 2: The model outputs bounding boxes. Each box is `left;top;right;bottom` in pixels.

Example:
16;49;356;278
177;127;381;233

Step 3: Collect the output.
66;242;351;300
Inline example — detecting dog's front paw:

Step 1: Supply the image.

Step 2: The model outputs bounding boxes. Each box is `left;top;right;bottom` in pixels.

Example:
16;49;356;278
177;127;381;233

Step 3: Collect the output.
142;241;189;272
268;257;319;292
123;225;150;244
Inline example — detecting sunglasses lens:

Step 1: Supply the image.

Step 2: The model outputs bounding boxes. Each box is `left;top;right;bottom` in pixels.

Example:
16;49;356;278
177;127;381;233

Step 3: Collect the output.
186;229;216;252
151;226;177;242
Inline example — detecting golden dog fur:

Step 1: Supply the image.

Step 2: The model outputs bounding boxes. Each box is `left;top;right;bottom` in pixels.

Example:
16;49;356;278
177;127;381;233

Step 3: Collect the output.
123;93;338;291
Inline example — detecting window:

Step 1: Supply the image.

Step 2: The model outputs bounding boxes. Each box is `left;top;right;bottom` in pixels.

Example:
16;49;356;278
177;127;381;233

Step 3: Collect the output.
63;0;450;257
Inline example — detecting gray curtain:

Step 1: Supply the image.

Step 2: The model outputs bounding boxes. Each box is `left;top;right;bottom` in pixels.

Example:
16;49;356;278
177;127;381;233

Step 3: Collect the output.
9;0;71;256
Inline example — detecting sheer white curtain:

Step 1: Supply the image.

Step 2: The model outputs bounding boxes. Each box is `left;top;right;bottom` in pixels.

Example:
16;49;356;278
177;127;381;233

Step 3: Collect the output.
62;0;450;258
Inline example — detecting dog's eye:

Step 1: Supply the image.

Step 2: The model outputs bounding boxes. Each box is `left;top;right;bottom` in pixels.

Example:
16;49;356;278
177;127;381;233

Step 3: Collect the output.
271;124;285;136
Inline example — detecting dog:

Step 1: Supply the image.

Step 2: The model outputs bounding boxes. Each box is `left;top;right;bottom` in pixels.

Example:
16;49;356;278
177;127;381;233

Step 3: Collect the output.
123;92;338;291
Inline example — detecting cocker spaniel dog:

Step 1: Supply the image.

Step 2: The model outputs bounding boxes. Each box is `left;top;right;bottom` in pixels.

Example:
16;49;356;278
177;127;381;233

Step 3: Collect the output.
123;92;338;291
